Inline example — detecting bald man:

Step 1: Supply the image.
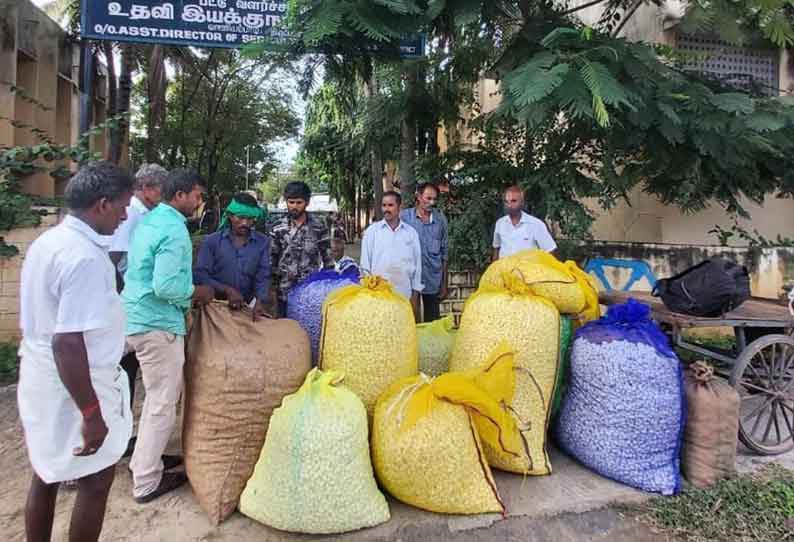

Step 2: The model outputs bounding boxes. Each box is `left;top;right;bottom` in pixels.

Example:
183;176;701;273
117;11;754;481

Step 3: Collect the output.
492;185;556;261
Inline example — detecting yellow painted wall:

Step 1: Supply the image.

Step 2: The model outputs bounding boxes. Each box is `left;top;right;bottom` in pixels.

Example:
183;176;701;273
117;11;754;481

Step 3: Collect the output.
0;0;110;197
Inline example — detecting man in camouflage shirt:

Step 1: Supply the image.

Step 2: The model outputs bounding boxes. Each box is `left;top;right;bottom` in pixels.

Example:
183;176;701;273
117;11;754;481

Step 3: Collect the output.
271;181;334;316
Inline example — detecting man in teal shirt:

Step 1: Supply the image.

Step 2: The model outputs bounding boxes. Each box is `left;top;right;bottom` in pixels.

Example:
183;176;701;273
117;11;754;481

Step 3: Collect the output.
122;169;214;503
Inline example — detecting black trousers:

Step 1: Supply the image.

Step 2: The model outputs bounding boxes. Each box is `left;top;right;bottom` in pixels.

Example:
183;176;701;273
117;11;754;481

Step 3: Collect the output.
421;293;441;323
120;351;139;410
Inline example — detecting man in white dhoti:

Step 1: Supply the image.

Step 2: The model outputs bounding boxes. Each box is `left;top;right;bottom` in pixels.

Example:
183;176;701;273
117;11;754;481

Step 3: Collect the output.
18;161;134;542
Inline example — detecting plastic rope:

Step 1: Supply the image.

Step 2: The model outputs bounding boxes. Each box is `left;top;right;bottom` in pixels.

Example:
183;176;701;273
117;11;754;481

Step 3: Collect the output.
575;298;677;359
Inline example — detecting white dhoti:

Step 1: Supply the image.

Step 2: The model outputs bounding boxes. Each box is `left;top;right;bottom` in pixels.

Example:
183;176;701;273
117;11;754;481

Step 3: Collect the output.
17;343;133;484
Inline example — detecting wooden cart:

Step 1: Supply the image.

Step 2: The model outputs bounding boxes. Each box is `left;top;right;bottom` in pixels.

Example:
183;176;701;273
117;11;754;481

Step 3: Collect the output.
599;290;794;456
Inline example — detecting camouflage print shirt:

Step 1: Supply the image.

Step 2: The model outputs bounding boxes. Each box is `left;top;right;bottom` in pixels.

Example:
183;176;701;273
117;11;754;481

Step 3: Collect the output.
270;213;334;300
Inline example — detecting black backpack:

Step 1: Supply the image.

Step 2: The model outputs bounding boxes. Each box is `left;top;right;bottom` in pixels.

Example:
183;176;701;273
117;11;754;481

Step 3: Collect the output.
652;258;751;317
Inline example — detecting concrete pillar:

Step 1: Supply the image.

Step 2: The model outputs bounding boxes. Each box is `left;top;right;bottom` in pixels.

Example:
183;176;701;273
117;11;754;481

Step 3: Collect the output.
780;49;793;95
0;1;19;149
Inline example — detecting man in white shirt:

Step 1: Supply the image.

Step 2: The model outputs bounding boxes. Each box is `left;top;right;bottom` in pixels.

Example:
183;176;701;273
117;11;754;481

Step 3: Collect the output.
18;161;134;542
110;163;167;287
492;185;557;261
361;191;423;317
108;163;167;461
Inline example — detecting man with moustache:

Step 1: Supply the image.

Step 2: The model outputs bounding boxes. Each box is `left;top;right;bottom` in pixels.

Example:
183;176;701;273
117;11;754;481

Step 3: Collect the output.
270;182;334;317
109;163;167;460
18;161;134;542
122;169;215;503
361;191;424;318
194;192;271;319
400;182;449;322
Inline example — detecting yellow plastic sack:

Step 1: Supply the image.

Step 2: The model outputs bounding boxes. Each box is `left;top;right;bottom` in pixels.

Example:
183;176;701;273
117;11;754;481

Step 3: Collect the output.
565;262;601;326
451;274;560;475
372;344;522;515
416;315;456;377
319;275;418;416
479;250;600;323
239;369;390;534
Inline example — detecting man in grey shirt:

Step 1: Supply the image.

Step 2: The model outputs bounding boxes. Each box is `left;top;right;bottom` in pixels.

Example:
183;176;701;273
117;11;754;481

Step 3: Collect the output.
400;182;449;322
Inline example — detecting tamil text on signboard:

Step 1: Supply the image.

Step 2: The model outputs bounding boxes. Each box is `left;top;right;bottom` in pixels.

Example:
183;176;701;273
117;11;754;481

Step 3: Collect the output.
81;1;425;57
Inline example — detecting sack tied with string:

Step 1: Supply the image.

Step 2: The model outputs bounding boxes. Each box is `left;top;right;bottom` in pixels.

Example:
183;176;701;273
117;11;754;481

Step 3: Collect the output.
450;273;561;475
239;369;390;534
478;249;600;325
555;299;687;495
372;344;522;515
681;361;740;488
319;275;418;417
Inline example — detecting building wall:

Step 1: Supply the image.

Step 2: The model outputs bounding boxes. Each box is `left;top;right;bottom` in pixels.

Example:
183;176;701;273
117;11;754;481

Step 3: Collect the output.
0;0;110;198
0;210;61;342
586;190;794;245
568;241;794;300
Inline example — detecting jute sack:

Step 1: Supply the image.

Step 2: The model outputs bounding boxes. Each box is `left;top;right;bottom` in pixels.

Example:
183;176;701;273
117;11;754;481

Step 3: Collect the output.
681;361;740;488
184;301;311;524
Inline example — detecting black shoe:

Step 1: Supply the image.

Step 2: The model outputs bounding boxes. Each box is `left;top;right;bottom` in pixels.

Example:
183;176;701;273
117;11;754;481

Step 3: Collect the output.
122;436;137;458
163;455;183;471
134;472;188;504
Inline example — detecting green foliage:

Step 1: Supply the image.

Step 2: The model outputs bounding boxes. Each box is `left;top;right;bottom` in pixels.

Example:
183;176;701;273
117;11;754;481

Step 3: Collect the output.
131;51;300;195
497;24;794;216
287;0;794;267
643;464;794;542
297;80;376;211
678;0;794;47
709;220;794;247
0;341;18;383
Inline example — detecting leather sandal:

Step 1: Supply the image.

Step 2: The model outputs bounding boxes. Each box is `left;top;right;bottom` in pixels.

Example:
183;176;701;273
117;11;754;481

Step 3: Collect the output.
134;472;188;504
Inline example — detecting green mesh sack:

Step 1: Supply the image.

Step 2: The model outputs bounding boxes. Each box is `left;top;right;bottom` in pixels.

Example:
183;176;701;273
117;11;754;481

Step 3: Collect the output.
550;316;573;420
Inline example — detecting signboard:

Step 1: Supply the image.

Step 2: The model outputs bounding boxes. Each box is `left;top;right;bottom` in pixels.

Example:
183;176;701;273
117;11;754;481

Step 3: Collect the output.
81;1;425;57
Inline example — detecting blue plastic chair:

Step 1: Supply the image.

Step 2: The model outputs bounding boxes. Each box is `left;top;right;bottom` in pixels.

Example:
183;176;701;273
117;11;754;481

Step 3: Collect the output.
584;258;657;292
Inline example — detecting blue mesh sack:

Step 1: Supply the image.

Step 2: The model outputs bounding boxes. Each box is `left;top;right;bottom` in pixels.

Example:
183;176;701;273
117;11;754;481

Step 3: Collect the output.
287;268;360;364
555;299;686;495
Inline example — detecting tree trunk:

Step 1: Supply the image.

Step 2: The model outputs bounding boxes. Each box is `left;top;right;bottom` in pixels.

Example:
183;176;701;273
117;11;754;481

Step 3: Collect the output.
415;64;430;156
103;42;122;163
145;45;167;163
399;64;418;199
522;122;534;170
363;72;384;220
115;45;134;167
400;119;417;197
77;42;94;139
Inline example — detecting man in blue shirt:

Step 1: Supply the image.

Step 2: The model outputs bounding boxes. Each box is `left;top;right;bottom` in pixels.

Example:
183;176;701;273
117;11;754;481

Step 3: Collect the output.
194;192;271;319
400;182;449;322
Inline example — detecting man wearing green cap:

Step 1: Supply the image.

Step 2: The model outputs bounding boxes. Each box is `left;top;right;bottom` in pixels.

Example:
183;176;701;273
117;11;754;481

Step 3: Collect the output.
194;192;271;319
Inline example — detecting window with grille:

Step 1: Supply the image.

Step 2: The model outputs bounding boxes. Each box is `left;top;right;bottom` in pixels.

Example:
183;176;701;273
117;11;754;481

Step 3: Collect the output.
676;33;780;97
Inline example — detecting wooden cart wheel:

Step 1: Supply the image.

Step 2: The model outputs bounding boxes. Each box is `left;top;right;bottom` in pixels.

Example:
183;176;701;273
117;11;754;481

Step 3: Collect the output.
729;334;794;455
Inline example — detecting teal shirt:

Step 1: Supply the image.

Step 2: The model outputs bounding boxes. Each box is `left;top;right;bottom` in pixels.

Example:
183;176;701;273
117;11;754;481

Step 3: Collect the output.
122;203;195;336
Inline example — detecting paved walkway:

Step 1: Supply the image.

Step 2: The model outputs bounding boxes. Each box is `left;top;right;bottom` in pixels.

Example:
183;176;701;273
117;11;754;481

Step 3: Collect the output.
0;380;788;541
